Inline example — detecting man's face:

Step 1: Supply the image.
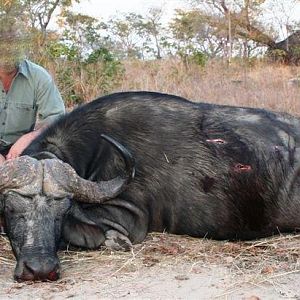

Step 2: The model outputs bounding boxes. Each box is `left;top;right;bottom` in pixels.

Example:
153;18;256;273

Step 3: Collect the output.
0;17;28;73
0;42;22;73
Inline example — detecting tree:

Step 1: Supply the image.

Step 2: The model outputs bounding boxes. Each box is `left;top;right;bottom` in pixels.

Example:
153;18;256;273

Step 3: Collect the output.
137;7;165;59
57;11;104;60
0;0;20;13
105;9;170;60
25;0;81;45
1;0;80;45
169;9;224;63
188;0;300;63
106;12;144;59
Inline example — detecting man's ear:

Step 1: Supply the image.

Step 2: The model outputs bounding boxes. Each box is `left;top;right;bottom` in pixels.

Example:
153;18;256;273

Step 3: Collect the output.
62;204;105;249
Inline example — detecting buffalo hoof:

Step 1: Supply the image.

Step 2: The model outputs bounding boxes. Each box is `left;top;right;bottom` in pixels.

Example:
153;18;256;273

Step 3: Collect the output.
104;230;132;251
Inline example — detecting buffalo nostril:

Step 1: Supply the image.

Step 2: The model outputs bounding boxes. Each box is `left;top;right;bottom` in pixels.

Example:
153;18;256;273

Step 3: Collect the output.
47;269;60;281
14;263;36;282
27;262;60;281
17;260;60;281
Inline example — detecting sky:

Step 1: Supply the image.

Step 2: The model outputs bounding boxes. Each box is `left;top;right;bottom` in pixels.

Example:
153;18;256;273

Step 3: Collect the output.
69;0;300;40
72;0;189;21
71;0;300;22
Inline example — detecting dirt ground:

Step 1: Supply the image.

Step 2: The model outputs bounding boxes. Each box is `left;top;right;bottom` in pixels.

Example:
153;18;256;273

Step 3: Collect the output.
1;233;300;300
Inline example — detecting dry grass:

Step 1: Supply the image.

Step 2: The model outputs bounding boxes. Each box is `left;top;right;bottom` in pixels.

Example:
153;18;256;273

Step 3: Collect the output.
1;231;299;288
114;59;300;115
46;58;300;115
61;233;300;280
0;235;14;266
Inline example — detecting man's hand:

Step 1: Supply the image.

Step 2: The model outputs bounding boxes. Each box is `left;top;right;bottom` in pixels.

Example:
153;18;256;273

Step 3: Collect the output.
6;130;41;159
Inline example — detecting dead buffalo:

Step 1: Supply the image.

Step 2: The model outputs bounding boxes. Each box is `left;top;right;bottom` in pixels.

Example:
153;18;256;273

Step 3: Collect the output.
0;91;300;281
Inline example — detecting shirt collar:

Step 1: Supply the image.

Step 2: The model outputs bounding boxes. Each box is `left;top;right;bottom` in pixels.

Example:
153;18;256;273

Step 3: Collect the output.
17;60;29;79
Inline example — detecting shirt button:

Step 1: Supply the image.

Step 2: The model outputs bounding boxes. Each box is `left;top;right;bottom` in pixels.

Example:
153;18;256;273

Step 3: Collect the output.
2;122;5;125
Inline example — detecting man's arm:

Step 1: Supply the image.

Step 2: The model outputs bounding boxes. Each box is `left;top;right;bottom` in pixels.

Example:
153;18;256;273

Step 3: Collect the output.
7;65;65;159
34;71;65;127
6;129;42;159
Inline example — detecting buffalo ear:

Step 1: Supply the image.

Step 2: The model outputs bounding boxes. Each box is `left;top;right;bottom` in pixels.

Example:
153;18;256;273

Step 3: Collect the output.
0;194;4;215
0;215;5;234
62;204;105;249
0;194;5;234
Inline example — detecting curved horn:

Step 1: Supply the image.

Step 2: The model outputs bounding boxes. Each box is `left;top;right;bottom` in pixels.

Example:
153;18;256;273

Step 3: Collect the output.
0;156;43;195
101;134;136;181
43;135;135;203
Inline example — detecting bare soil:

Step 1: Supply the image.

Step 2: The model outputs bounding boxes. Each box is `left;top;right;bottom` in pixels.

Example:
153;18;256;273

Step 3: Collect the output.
1;233;300;299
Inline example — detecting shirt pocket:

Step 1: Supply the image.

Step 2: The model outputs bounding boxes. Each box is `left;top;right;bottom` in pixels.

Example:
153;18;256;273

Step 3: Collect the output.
7;101;37;134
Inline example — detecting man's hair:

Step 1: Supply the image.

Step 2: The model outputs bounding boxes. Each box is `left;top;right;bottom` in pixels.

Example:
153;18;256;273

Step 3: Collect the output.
0;16;25;39
0;16;28;71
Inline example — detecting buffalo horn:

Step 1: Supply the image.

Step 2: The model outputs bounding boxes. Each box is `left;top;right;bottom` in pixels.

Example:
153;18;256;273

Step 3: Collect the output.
43;134;135;203
0;156;43;195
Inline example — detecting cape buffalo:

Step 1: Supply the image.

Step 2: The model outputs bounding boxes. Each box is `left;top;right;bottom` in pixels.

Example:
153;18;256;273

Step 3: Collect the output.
0;91;300;282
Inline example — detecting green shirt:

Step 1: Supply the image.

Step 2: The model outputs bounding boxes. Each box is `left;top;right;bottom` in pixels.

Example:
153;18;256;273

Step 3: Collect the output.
0;59;65;144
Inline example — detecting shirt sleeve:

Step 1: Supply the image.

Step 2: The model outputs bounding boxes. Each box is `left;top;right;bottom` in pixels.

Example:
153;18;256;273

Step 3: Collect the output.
35;71;65;129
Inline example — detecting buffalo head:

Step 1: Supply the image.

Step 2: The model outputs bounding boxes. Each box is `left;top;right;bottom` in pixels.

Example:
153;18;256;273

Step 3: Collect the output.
0;134;135;282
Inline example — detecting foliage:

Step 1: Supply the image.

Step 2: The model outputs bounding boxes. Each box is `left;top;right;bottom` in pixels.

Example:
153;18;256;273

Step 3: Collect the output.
48;50;124;106
48;58;124;107
105;12;144;59
190;51;208;67
46;40;79;61
1;0;300;107
170;9;224;60
58;11;107;58
135;7;165;59
292;46;300;58
85;48;114;64
187;0;300;62
0;0;80;46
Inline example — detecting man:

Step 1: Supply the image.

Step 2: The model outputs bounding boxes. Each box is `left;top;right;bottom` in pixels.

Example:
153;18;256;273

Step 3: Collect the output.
0;18;65;161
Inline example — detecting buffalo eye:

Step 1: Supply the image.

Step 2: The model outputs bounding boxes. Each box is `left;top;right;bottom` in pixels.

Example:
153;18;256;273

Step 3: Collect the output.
5;205;14;214
55;217;61;223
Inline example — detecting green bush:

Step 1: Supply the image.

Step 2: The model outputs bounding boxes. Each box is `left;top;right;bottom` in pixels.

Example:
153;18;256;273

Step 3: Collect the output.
190;51;208;67
266;49;287;63
46;41;80;61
